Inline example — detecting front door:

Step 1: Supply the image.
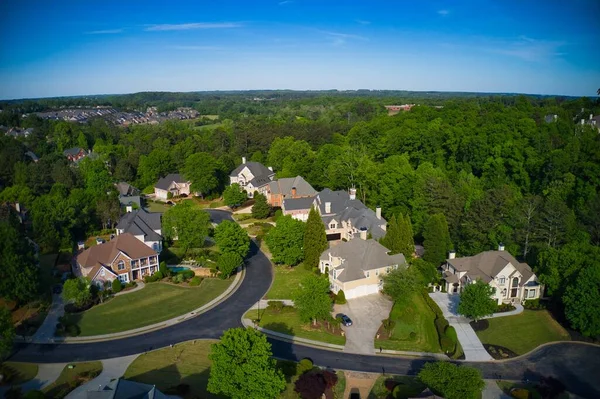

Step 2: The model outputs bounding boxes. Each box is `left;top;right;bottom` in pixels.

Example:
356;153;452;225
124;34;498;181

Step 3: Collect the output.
511;288;518;298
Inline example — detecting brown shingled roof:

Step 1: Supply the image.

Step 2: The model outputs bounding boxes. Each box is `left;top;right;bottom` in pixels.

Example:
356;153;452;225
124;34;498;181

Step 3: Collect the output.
76;233;157;270
447;250;534;285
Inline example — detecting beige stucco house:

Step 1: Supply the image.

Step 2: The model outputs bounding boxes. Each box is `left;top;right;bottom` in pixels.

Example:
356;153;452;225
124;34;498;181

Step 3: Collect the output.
319;236;407;299
442;244;542;304
229;157;275;198
154;174;194;200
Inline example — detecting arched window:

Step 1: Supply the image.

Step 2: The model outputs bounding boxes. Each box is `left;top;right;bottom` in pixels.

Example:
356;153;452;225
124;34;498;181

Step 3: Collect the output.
512;277;519;287
117;260;125;270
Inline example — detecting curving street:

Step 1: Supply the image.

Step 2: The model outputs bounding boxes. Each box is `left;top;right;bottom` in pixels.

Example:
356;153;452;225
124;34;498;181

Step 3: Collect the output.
9;210;600;398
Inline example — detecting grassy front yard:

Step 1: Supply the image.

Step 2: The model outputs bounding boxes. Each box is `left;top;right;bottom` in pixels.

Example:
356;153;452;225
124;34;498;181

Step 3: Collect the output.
0;362;39;385
369;375;426;399
145;200;172;213
124;340;220;398
64;279;232;336
266;265;312;299
247;306;346;346
475;310;570;355
43;361;102;398
374;292;441;353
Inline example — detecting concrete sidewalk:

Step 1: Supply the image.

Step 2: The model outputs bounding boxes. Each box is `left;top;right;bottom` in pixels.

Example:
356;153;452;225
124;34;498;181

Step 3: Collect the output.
484;303;524;319
65;355;139;398
429;293;493;361
32;293;64;342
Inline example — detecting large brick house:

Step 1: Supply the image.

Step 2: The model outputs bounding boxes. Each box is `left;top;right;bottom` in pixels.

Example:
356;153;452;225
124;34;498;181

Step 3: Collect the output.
441;245;542;304
267;176;316;207
63;147;88;163
74;233;159;287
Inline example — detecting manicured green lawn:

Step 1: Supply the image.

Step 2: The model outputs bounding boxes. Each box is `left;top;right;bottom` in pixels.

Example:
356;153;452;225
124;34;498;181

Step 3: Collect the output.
375;292;441;353
43;361;102;398
475;310;570;355
369;375;426;399
66;279;232;336
246;307;346;346
124;340;222;398
266;265;312;299
1;362;39;384
145;201;172;213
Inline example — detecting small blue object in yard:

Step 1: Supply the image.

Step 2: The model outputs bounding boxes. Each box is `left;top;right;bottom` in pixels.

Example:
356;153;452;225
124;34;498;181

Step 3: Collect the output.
168;266;190;273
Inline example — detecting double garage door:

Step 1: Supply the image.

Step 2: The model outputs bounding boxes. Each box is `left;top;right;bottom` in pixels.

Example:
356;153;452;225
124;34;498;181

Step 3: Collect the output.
344;284;379;299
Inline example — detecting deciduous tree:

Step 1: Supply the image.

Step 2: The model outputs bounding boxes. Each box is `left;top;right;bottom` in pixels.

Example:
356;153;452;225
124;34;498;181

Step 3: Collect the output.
418;361;485;399
0;307;15;360
183;152;221;197
162;201;210;253
382;267;420;303
458;280;497;321
0;221;39;303
303;207;328;270
265;215;305;265
223;183;247;208
214;220;251;259
62;277;92;308
208;327;286;399
562;262;600;337
293;274;332;325
218;252;243;278
251;193;271;219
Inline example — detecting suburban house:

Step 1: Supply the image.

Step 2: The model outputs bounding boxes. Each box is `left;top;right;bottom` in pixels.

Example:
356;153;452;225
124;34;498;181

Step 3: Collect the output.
267;176;317;207
283;188;387;240
154;174;193;200
74;232;159;286
115;209;163;252
115;182;141;208
581;114;600;132
319;236;407;299
63;147;88;162
441;244;542;304
6;127;34;138
86;378;167;399
229;157;275;198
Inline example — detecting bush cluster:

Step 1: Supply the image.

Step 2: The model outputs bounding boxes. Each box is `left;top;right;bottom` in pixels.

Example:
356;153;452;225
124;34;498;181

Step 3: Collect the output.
496;303;516;312
334;290;347;304
189;276;203;286
510;388;530;399
55;316;80;336
523;298;545;310
111;278;123;293
267;301;286;312
297;358;314;375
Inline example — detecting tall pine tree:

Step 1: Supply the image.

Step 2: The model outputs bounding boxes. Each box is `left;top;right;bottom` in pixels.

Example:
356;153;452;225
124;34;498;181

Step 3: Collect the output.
423;213;452;266
303;207;328;270
381;214;401;253
398;214;415;259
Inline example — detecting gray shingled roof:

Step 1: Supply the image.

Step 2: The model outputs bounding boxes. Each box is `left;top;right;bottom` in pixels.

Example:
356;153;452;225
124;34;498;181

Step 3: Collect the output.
447;250;535;285
269;176;317;197
229;161;274;178
323;238;406;283
283;196;315;211
155;173;187;190
87;378;167;399
248;174;272;188
315;188;367;215
116;209;162;242
115;182;139;197
63;147;85;156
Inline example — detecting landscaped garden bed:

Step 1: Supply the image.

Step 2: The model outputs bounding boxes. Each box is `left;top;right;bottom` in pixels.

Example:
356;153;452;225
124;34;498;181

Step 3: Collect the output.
369;375;426;399
483;344;518;359
43;361;102;399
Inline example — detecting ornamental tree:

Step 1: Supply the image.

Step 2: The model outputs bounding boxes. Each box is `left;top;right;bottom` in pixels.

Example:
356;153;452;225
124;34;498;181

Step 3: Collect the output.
208;327;286;399
562;262;600;337
223;183;247;208
265;215;305;266
458;280;497;321
418;361;485;399
214;220;251;259
62;277;92;308
251;193;271;219
382;267;420;304
294;274;332;325
218;252;243;279
303;207;328;270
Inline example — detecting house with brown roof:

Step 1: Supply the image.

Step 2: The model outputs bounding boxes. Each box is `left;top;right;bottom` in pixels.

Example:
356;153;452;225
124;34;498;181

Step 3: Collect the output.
442;244;542;304
229;157;275;198
267;176;316;207
319;236;407;299
74;233;159;287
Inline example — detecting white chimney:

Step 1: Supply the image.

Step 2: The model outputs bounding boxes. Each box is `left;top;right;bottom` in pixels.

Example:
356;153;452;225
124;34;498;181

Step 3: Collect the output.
325;202;331;214
242;156;246;164
581;119;585;125
14;202;21;213
77;241;85;250
359;228;368;240
268;166;273;171
590;114;594;120
376;207;382;220
449;250;456;260
498;243;505;251
553;114;557;121
349;187;356;200
126;205;133;213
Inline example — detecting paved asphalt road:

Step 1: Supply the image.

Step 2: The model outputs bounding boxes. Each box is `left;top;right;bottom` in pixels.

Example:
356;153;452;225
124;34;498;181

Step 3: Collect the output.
9;210;600;398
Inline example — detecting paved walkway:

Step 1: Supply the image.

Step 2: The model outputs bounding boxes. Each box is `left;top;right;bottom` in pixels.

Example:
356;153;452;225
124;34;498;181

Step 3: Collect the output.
66;355;139;398
32;294;64;342
483;380;511;399
429;293;493;361
484;304;524;318
115;281;145;296
249;299;295;309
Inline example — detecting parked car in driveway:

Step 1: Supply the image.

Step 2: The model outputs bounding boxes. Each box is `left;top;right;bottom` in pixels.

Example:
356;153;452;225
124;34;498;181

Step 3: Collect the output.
339;314;352;326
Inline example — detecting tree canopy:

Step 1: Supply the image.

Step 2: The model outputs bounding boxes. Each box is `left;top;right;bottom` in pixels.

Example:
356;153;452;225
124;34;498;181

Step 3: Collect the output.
183;152;222;196
266;215;306;266
381;213;415;258
293;274;332;325
418;361;485;399
303;207;328;271
0;307;15;360
162;201;211;253
218;252;243;279
251;193;271;219
208;327;286;399
214;220;251;259
62;277;92;307
382;266;420;304
422;213;452;266
458;280;497;320
0;221;39;303
223;183;247;208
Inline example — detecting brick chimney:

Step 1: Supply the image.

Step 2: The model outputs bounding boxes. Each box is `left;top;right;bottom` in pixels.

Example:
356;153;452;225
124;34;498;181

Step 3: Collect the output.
376;207;382;220
349;187;356;200
325;202;331;214
291;187;297;198
242;156;246;164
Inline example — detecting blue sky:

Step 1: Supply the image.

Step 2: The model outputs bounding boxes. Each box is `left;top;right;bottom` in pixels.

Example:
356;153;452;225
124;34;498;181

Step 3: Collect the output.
0;0;599;99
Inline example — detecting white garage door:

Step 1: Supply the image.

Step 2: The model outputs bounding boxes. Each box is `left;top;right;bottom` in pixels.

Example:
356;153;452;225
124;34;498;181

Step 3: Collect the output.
345;284;379;299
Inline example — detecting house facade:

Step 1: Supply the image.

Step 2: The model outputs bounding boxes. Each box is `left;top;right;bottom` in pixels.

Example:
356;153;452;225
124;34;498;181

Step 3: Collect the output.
229;157;275;198
154;174;193;200
267;176;316;207
441;245;542;304
115;209;163;252
319;237;407;299
115;182;141;208
63;147;88;162
74;233;159;286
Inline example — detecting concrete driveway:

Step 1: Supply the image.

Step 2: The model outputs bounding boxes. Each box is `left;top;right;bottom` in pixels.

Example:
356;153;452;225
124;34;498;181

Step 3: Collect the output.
334;294;392;355
429;292;492;361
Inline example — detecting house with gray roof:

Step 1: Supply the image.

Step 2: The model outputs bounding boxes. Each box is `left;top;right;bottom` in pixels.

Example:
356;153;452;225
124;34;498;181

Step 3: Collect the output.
269;176;317;207
63;147;88;162
115;182;141;208
442;244;541;304
319;237;407;299
154;173;193;200
115;209;163;252
229;157;275;198
86;378;167;399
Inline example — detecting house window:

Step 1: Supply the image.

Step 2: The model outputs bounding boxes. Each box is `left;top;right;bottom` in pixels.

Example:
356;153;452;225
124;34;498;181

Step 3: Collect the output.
512;277;519;287
118;274;129;283
366;271;370;278
386;267;391;273
131;260;138;269
498;277;505;285
329;223;336;229
501;288;507;296
117;260;125;270
527;289;536;299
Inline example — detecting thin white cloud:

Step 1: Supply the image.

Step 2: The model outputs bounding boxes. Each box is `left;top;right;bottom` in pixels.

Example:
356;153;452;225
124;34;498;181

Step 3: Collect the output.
317;30;367;47
356;20;371;25
278;0;293;5
86;29;124;34
145;22;242;31
437;10;450;16
489;36;565;62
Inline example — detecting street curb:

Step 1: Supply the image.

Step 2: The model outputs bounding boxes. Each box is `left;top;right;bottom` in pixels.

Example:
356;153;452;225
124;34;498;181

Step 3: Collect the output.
21;267;245;345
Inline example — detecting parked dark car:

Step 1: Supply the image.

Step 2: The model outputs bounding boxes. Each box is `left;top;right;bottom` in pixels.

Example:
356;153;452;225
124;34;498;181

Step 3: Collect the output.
339;314;352;326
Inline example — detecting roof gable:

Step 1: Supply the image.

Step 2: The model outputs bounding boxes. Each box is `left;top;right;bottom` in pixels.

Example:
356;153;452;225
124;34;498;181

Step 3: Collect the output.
230;161;274;178
76;233;158;269
155;174;188;190
447;250;535;284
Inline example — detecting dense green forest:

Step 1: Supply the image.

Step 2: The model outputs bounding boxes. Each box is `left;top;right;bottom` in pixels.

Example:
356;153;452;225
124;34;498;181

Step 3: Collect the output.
1;92;599;337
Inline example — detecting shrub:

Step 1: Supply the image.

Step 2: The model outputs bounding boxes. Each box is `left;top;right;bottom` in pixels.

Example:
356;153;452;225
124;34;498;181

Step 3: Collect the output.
24;390;46;399
268;301;285;312
0;364;17;383
159;261;169;276
470;319;489;331
510;388;531;399
440;335;455;353
297;358;314;375
409;331;417;339
66;323;81;336
154;271;164;280
335;290;347;304
523;298;545;310
111;279;123;293
174;274;185;284
496;303;516;313
444;326;459;355
178;269;195;280
273;209;283;221
189;276;202;286
434;317;449;335
382;318;396;336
